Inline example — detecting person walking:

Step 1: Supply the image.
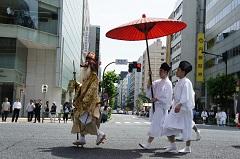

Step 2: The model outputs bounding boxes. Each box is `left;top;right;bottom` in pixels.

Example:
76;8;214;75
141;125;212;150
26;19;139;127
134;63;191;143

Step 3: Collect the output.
12;98;22;122
69;52;106;146
63;102;70;123
26;99;35;122
139;63;173;149
1;97;11;122
219;109;227;126
50;102;57;123
162;61;195;153
33;99;41;123
201;109;208;124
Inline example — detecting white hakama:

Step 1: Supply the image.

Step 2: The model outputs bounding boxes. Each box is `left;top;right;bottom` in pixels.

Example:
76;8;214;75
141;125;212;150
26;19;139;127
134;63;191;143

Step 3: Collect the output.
147;78;172;137
162;77;195;141
148;104;168;137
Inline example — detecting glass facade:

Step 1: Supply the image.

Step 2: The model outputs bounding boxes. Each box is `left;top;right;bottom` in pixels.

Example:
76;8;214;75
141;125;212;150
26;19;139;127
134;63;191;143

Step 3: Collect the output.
0;0;58;34
61;0;84;90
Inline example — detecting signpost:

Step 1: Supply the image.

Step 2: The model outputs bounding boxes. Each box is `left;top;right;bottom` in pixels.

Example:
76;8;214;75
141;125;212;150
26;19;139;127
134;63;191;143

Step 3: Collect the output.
115;59;128;65
41;84;48;123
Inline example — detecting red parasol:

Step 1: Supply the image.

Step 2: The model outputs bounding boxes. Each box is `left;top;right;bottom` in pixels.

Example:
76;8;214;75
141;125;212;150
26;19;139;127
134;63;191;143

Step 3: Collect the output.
106;14;187;112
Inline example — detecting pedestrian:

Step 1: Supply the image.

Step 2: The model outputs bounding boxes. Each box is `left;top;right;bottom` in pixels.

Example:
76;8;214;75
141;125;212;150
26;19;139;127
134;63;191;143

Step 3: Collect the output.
44;101;50;118
69;51;106;146
139;62;173;149
34;99;41;123
63;101;70;123
1;97;11;122
12;98;22;122
219;109;227;126
201;109;208;124
101;105;109;123
50;102;57;123
162;61;195;153
236;95;240;128
26;99;35;122
215;108;221;126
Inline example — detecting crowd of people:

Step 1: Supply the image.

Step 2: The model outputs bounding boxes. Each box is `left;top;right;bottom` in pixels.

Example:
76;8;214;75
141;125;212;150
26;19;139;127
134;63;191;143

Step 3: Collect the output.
0;98;75;123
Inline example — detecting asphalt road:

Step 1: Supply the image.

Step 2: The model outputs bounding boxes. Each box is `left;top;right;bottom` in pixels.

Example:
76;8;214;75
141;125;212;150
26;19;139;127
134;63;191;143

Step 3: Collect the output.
0;114;240;159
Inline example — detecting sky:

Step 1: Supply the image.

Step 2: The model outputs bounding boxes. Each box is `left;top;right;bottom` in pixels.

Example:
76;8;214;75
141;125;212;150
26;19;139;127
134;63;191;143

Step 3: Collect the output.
88;0;177;74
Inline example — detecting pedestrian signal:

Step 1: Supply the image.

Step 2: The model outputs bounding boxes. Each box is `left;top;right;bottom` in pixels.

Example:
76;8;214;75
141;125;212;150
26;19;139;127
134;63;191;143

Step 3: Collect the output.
42;84;48;93
136;63;141;72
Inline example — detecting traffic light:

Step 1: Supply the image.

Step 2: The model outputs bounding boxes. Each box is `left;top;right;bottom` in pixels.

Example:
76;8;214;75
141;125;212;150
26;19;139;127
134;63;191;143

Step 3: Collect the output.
128;63;134;72
136;63;141;72
42;84;48;93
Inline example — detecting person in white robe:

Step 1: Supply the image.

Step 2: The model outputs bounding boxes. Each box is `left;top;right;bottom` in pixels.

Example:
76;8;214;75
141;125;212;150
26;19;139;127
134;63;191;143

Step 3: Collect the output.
162;61;195;153
139;63;173;149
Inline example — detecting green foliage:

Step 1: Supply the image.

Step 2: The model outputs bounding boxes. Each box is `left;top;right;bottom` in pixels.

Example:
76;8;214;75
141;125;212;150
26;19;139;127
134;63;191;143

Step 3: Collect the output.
207;74;236;109
102;71;119;108
135;90;150;112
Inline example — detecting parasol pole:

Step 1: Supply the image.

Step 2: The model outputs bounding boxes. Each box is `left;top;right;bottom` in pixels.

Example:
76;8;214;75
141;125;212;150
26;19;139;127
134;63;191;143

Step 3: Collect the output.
73;60;79;141
144;31;155;113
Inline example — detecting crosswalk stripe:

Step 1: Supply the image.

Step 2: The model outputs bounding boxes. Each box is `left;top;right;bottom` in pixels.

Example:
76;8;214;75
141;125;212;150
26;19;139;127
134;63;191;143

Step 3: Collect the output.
134;122;140;124
113;121;150;125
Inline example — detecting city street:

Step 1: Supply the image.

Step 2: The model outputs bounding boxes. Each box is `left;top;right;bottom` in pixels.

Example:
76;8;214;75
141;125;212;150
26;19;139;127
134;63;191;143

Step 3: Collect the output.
0;114;240;159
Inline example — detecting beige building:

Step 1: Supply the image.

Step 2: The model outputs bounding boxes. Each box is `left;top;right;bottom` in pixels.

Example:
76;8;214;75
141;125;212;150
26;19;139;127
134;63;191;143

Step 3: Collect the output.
142;39;166;92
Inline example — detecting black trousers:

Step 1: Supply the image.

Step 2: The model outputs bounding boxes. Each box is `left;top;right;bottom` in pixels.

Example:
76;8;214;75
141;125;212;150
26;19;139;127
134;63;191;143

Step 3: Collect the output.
34;110;40;123
2;111;9;121
63;113;69;122
27;111;34;122
12;109;20;122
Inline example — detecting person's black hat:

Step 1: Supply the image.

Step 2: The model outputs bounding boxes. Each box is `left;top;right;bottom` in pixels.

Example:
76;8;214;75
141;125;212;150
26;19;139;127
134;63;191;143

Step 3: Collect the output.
160;62;171;72
178;61;192;74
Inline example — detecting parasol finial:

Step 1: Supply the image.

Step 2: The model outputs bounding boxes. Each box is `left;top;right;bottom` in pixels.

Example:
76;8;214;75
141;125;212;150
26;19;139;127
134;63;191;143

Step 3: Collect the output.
142;14;146;18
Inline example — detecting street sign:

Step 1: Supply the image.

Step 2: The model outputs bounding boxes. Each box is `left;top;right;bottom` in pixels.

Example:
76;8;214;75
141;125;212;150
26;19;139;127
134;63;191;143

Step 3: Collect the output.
115;59;128;65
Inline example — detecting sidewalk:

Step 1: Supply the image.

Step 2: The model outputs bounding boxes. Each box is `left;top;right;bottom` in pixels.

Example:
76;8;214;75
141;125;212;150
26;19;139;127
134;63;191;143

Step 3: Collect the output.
0;117;73;123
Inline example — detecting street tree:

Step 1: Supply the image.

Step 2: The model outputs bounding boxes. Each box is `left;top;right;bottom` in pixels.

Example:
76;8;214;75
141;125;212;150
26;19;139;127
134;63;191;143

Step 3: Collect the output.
207;74;236;110
102;70;119;108
135;90;150;113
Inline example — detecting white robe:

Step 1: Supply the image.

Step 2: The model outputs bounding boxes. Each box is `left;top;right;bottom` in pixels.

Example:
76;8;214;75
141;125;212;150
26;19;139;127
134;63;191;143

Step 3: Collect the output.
147;77;173;137
163;77;195;141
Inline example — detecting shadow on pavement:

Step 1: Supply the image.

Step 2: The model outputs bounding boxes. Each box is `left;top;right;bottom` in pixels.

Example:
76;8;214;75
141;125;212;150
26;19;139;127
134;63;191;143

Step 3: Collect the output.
232;145;240;149
39;147;160;159
151;152;188;158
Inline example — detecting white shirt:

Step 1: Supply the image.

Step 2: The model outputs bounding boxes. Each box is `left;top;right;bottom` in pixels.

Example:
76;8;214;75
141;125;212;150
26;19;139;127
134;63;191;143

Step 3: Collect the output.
173;77;195;111
13;101;22;109
2;102;11;111
201;111;208;118
147;77;173;110
26;103;35;112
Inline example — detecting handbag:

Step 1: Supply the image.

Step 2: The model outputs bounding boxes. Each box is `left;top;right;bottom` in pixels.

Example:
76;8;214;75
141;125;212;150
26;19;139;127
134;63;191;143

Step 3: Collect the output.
79;112;92;125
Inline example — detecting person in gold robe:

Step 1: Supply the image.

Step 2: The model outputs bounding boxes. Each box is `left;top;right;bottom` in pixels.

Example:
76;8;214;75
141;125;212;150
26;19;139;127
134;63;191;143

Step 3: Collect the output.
69;52;105;146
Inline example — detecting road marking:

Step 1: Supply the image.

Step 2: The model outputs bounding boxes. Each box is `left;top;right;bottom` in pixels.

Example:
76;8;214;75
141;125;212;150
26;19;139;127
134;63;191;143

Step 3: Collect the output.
115;122;122;124
124;122;131;124
144;122;151;124
134;122;140;124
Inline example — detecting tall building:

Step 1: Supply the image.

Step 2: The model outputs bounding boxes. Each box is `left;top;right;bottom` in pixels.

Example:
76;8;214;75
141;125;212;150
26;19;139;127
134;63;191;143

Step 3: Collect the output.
81;0;90;55
205;0;240;79
0;0;87;114
166;0;205;101
142;39;166;92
